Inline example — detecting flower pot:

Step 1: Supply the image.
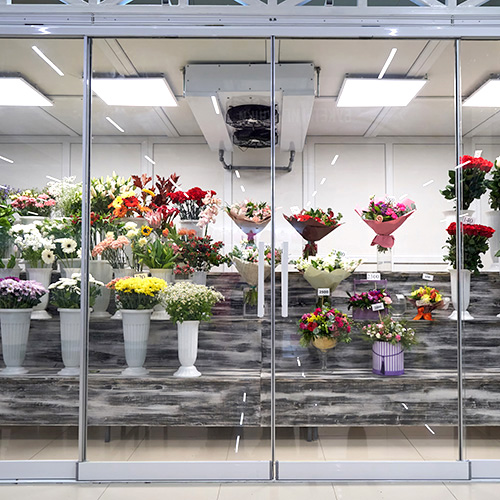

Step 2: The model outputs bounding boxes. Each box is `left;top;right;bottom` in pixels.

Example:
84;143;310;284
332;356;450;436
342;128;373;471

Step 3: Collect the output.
372;341;404;376
19;216;46;225
448;269;473;320
89;260;113;319
57;308;82;376
174;320;201;378
0;308;32;375
110;268;134;320
178;219;203;237
192;271;207;286
149;268;172;320
352;308;387;321
485;210;500;271
25;267;52;320
120;309;152;376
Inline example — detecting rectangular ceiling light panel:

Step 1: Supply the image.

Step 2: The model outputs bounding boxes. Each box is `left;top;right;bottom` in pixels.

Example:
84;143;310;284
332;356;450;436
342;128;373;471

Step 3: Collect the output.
0;78;52;106
337;78;427;107
463;80;500;107
92;78;177;107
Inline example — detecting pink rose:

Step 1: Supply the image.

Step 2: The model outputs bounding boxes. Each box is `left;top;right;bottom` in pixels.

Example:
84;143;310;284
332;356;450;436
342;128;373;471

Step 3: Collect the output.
375;215;383;223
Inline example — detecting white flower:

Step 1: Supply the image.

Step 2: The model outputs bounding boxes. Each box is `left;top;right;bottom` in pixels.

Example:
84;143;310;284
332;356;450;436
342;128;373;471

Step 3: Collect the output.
56;238;78;254
124;222;137;231
41;249;55;265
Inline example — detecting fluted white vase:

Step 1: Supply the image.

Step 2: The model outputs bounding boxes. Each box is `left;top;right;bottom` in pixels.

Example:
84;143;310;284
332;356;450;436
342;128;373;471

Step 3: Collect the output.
0;308;32;375
25;267;52;320
89;260;113;319
110;268;134;320
192;271;207;286
174;320;201;378
149;269;172;321
57;308;82;376
449;269;473;320
121;309;152;376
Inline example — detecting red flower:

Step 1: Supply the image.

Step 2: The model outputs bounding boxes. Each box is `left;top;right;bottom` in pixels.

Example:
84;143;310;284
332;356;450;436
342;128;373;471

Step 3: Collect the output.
123;196;140;208
186;187;208;202
460;155;493;173
168;191;188;204
446;222;495;238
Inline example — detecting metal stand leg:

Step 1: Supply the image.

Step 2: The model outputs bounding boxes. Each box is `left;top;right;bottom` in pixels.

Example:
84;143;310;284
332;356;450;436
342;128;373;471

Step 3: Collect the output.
104;426;111;443
306;427;318;442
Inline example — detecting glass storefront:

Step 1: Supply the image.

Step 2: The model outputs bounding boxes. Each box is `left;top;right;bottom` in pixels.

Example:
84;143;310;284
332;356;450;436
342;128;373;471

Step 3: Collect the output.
0;33;498;482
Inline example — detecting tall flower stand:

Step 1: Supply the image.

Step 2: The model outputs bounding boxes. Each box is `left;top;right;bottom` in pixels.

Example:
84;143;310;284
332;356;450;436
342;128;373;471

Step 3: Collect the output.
174;320;201;378
25;267;52;320
57;308;81;376
89;260;112;319
149;268;173;320
0;308;32;375
120;309;152;376
448;269;474;320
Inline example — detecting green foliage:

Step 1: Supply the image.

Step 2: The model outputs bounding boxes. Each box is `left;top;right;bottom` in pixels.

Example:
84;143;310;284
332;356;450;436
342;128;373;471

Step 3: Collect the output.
134;238;176;269
441;169;488;210
486;164;500;210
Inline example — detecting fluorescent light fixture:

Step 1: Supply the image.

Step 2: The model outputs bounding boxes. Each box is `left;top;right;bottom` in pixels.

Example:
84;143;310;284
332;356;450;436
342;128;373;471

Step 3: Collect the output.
463;79;500;107
331;155;339;166
422;179;434;187
0;155;14;164
312;191;317;197
235;170;240;179
242;392;246;402
144;155;155;165
235;435;240;453
401;403;409;410
211;95;220;115
93;77;177;107
399;193;408;200
240;185;245;193
105;116;125;133
378;48;397;80
425;424;436;435
306;200;311;207
320;177;327;185
32;46;64;77
337;78;427;107
0;77;52;106
46;175;61;182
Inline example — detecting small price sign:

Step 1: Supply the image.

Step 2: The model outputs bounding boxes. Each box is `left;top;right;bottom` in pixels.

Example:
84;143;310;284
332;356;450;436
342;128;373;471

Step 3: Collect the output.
463;216;474;224
474;149;483;158
317;288;330;296
422;273;434;281
372;302;385;311
366;273;381;281
134;273;149;279
396;294;405;301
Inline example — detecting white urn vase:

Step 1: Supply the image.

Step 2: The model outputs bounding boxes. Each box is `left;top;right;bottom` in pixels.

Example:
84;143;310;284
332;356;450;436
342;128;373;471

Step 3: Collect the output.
174;320;201;378
25;267;52;320
110;268;133;320
149;268;172;321
57;308;81;376
0;308;32;375
449;269;473;320
192;271;207;286
121;309;152;376
89;260;113;319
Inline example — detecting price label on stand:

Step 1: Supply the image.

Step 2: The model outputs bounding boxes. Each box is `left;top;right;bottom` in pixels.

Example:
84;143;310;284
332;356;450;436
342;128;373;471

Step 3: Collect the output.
372;302;385;312
422;273;434;281
317;288;330;297
474;150;483;158
396;294;405;301
134;273;148;279
366;273;381;281
462;216;474;224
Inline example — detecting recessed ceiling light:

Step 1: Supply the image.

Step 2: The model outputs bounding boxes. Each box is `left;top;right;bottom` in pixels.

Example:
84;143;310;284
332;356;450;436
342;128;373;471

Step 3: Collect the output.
331;154;339;166
0;78;52;106
32;46;64;77
211;95;220;115
463;80;500;107
337;78;427;107
93;77;177;107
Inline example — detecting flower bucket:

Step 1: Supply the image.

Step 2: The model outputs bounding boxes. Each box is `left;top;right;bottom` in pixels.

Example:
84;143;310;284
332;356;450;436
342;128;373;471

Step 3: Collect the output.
372;341;404;376
89;260;113;319
352;308;387;321
449;269;473;320
121;309;152;376
174;320;201;378
0;308;32;375
57;308;81;376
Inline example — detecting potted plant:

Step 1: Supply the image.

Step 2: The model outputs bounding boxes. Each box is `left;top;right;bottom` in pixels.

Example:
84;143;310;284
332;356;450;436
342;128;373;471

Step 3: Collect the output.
362;315;417;376
49;273;103;376
109;275;167;376
161;281;224;378
298;306;352;370
0;277;47;375
347;288;392;321
407;285;448;321
444;222;495;320
226;199;271;242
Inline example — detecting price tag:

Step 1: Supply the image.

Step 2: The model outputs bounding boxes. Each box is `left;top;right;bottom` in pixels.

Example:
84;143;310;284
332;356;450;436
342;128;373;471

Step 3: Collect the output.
317;288;330;296
396;294;405;301
422;273;434;281
462;216;474;224
134;273;148;279
474;150;483;158
366;273;381;281
372;302;385;311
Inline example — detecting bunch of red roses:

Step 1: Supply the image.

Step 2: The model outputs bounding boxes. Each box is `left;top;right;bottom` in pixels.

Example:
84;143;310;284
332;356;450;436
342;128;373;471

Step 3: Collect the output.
446;222;495;238
461;155;493;173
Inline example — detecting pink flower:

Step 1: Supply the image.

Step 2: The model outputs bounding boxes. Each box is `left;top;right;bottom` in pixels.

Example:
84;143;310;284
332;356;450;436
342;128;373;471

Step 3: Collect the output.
396;334;401;341
375;215;383;223
383;297;392;305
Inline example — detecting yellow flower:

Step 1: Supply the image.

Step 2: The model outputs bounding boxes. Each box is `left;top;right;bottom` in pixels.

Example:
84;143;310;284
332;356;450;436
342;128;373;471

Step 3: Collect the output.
142;188;155;196
110;196;123;209
141;226;153;236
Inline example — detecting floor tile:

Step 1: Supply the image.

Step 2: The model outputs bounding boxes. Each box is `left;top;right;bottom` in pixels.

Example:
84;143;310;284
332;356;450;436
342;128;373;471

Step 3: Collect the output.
0;484;108;500
333;483;457;500
445;481;500;500
218;483;336;500
398;426;458;461
100;483;220;500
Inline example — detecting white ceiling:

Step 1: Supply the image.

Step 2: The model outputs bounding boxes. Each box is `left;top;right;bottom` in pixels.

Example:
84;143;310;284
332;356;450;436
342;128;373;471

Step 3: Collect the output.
0;37;499;138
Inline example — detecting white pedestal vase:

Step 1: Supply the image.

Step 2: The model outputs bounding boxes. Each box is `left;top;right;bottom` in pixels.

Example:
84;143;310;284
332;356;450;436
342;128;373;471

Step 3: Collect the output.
449;269;474;320
174;320;201;378
149;269;172;321
57;308;81;376
192;271;207;286
25;267;52;320
110;268;133;320
486;210;500;271
178;219;203;237
89;260;112;319
120;309;152;376
0;308;32;375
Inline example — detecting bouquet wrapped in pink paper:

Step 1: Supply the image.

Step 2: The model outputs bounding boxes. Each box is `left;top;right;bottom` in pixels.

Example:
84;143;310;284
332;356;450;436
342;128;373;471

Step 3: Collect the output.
226;200;271;242
356;196;416;251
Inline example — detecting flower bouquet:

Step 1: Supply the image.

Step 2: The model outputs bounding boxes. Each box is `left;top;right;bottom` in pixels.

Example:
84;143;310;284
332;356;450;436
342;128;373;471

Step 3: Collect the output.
298;306;352;370
441;155;493;209
347;287;392;321
10;189;56;217
362;315;417;376
294;249;362;292
356;195;416;252
54;237;81;271
0;204;18;273
284;208;342;258
49;273;103;309
134;237;176;271
226;200;271;242
407;285;448;320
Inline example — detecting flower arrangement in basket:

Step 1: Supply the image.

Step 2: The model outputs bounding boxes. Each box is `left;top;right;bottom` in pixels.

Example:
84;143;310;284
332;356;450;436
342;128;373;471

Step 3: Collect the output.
408;285;448;321
441;155;493;209
10;222;56;268
0;277;48;309
356;195;416;252
49;273;103;309
91;232;130;269
362;315;417;376
226;200;271;242
347;288;392;321
444;222;495;275
108;276;167;310
284;208;343;258
10;189;56;217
